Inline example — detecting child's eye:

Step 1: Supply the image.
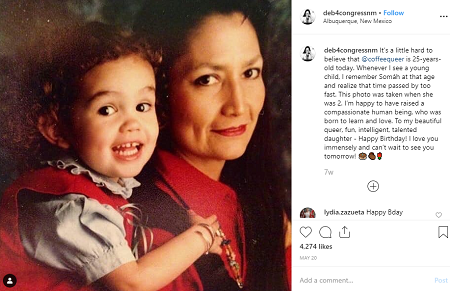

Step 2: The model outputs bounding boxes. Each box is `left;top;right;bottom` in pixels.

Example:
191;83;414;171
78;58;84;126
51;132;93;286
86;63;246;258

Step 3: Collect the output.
136;103;152;112
243;68;261;79
194;75;219;86
98;106;117;116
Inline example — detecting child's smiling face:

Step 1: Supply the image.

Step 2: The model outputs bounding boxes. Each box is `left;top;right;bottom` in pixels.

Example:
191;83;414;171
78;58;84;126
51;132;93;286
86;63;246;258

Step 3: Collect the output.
66;55;158;181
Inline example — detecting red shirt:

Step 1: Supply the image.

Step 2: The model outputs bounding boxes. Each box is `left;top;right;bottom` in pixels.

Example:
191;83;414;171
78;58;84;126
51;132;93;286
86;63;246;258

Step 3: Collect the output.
134;149;246;291
155;150;247;281
134;149;291;291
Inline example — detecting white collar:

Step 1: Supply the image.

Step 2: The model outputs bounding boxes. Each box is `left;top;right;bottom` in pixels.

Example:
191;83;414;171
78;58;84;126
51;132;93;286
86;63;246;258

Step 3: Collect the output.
46;156;141;199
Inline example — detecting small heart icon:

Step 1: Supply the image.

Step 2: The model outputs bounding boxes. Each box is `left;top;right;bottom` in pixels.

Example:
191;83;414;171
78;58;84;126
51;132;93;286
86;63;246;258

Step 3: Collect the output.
436;212;442;218
300;226;312;238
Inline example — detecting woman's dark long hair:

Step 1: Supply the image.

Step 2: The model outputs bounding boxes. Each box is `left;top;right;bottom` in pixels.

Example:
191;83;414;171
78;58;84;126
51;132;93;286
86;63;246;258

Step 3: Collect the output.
135;1;289;290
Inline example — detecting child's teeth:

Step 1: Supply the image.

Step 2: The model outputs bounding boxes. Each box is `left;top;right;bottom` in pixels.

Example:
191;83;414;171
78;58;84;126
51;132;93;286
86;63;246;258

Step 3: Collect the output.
117;148;138;156
113;142;141;153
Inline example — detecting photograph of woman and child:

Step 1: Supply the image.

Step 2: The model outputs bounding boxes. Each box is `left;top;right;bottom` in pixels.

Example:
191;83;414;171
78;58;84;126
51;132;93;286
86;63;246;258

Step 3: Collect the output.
0;0;291;290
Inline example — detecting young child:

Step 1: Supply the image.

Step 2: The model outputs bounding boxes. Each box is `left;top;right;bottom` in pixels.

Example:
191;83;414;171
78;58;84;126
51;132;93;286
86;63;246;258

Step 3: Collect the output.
0;22;221;291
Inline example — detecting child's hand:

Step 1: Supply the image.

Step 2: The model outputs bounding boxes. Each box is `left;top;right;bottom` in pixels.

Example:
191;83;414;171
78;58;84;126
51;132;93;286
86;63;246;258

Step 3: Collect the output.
188;209;206;225
188;210;223;255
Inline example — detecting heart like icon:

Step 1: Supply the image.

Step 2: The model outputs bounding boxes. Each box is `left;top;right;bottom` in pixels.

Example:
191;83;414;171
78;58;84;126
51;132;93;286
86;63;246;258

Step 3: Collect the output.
436;212;442;218
300;226;312;238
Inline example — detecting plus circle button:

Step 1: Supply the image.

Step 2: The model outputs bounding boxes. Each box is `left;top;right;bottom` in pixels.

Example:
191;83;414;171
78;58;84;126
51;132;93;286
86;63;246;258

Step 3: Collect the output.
367;180;379;192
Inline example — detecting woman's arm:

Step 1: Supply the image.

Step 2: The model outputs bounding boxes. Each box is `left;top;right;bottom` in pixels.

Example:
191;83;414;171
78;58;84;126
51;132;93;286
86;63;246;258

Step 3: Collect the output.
100;215;221;291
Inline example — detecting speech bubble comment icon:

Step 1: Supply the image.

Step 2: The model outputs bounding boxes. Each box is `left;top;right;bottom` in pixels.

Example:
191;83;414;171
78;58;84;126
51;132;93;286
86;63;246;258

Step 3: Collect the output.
300;226;312;238
320;226;332;238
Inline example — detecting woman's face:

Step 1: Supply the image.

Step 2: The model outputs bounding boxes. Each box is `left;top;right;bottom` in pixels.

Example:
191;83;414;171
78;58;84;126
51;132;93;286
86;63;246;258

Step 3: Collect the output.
168;12;265;171
305;47;311;53
305;11;310;17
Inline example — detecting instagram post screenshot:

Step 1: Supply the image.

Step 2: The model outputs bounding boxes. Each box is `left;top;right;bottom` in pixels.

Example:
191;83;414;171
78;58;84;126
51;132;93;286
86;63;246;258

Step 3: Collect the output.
0;0;291;291
293;0;449;290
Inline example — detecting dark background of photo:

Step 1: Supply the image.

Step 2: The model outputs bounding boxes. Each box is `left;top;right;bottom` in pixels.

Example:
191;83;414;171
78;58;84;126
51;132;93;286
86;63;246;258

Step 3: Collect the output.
0;0;291;208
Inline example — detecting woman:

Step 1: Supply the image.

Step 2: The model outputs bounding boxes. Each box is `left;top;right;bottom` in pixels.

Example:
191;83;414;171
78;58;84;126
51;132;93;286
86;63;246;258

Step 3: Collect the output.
132;0;291;290
302;46;314;61
302;9;313;24
300;207;316;218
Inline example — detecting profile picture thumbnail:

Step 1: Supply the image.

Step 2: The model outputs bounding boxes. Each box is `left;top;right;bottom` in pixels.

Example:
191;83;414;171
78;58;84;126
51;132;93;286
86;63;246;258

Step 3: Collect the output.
301;9;315;25
300;207;316;218
301;46;315;62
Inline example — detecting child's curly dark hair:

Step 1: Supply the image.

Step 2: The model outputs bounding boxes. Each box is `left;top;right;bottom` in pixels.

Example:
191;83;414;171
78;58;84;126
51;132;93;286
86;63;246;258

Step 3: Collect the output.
1;21;161;171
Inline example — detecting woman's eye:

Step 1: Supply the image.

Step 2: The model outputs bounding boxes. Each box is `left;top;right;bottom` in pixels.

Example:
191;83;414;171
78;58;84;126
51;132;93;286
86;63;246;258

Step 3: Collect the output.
98;106;117;116
194;75;219;86
136;103;152;112
243;68;261;79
